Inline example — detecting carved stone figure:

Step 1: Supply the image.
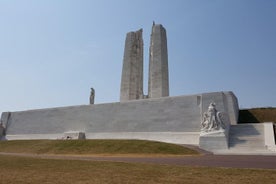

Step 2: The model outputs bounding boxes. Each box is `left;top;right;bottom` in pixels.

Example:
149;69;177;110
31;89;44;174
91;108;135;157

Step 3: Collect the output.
201;103;225;133
0;121;5;139
90;88;95;105
0;112;11;139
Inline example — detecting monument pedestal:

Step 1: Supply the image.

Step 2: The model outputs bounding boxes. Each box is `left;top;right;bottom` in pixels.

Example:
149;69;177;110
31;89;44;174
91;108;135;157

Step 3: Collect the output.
199;130;229;151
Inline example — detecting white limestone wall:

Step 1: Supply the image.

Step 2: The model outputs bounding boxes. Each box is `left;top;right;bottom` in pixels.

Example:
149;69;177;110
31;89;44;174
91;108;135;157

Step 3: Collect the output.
4;132;200;145
1;91;239;144
264;122;276;151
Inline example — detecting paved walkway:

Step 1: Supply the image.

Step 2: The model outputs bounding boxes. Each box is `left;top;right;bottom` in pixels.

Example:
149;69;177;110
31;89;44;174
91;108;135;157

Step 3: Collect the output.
1;152;276;169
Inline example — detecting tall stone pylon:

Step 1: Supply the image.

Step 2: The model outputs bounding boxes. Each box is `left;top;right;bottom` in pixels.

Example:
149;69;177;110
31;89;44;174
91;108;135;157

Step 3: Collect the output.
120;29;144;102
148;23;169;98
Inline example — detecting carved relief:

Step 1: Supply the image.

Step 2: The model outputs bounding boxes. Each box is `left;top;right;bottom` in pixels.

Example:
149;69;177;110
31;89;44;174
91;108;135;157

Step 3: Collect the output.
201;103;226;133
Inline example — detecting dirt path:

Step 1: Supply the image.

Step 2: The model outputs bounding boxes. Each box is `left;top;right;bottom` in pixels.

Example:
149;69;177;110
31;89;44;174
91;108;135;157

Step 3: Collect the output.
1;152;276;169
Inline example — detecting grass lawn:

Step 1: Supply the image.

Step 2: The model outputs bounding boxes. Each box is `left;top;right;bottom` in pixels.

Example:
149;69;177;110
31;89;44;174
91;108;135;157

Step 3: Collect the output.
239;107;276;123
0;140;275;183
0;139;199;155
0;154;276;184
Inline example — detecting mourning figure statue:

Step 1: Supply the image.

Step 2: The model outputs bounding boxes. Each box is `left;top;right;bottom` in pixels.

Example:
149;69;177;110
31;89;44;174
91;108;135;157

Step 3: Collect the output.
0;121;5;138
90;88;95;105
201;103;225;133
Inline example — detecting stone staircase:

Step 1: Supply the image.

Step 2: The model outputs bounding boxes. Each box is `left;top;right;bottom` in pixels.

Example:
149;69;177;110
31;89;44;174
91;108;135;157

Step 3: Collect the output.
214;123;276;155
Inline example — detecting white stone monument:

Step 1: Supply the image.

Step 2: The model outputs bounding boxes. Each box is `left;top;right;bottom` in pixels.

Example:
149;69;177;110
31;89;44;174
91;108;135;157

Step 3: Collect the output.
120;29;144;101
148;23;169;98
199;103;230;151
90;88;95;105
200;103;226;134
120;23;169;101
0;122;5;139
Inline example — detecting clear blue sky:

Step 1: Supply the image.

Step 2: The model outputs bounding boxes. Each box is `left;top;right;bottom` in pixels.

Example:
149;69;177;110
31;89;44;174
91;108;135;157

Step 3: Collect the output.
0;0;275;114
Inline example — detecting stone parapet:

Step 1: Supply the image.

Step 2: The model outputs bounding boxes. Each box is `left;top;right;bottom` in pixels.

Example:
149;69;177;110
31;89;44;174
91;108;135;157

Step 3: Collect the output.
1;91;239;144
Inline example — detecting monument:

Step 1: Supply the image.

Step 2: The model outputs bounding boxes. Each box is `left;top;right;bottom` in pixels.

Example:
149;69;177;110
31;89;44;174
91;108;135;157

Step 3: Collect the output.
89;88;95;105
120;23;169;101
200;103;227;133
148;23;169;98
199;103;230;151
120;29;144;101
0;23;275;155
0;122;5;139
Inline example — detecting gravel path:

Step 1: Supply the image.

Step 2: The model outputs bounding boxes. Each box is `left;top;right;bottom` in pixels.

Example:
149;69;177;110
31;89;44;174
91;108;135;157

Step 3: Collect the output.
1;152;276;169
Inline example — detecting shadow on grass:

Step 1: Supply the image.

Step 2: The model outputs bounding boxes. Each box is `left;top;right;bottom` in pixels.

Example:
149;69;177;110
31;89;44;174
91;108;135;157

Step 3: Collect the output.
238;110;259;123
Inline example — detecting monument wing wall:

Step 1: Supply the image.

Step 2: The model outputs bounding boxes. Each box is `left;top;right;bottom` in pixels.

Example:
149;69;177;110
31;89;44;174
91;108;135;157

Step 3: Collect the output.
1;91;238;144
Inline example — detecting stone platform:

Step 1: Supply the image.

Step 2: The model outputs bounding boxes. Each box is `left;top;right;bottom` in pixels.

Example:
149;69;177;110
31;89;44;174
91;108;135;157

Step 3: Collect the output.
214;123;276;155
1;91;238;144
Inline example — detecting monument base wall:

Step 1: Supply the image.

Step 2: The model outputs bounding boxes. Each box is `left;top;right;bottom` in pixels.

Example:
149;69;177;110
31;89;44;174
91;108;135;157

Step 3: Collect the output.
4;132;200;145
199;131;229;151
1;91;238;145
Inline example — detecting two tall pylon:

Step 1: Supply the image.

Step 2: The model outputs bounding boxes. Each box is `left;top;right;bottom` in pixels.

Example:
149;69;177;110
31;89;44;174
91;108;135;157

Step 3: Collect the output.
120;23;169;102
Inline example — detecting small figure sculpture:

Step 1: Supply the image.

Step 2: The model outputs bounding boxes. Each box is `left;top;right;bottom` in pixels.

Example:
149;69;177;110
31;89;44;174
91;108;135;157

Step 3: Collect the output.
201;103;225;133
0;121;5;138
89;88;95;105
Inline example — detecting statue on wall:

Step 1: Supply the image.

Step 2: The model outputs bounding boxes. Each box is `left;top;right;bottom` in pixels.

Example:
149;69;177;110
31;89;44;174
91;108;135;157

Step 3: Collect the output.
201;103;226;133
0;121;5;138
90;88;95;105
0;112;11;139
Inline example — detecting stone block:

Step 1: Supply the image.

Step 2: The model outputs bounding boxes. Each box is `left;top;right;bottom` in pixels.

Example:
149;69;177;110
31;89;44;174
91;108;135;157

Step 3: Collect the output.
199;131;229;151
61;131;86;140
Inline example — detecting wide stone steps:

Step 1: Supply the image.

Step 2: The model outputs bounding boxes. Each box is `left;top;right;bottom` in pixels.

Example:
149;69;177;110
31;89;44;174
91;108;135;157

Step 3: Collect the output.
213;123;276;155
229;124;265;149
212;123;276;155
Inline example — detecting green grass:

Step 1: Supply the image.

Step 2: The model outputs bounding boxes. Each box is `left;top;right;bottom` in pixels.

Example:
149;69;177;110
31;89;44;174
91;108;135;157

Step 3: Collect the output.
0;155;275;184
0;139;199;155
239;107;276;123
